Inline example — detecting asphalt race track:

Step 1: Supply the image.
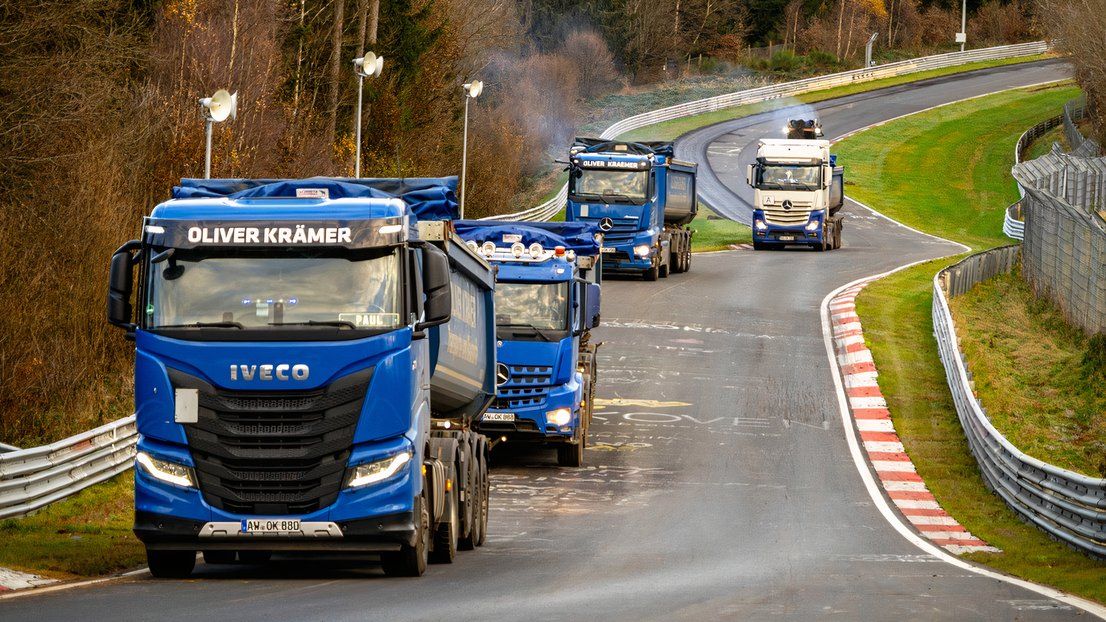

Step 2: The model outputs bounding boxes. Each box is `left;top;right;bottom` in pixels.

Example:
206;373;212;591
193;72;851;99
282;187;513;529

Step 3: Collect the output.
0;60;1084;621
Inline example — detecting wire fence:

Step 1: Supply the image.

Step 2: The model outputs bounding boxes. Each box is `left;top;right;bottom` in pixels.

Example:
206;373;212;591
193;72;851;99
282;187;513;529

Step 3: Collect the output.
933;247;1106;559
1011;98;1106;334
489;41;1050;222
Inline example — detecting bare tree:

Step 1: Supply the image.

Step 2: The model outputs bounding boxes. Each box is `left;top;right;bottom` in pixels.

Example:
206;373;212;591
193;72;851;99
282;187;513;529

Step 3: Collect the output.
326;0;346;146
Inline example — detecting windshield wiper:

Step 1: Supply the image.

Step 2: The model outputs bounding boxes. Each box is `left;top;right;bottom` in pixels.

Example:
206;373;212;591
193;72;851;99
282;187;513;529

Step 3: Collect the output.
498;323;558;342
158;321;244;329
270;320;358;329
600;192;635;203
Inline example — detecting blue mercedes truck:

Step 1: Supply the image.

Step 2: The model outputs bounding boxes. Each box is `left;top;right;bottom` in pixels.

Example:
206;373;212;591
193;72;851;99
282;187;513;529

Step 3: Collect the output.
453;221;601;466
106;177;496;578
565;138;696;280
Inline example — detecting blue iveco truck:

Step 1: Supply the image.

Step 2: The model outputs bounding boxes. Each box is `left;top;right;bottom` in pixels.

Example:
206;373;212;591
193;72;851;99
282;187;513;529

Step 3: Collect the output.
565;138;697;281
453;221;601;467
106;177;496;578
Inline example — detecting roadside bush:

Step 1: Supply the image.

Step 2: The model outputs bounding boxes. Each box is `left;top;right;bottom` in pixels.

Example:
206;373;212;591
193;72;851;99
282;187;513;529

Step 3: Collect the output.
769;50;801;73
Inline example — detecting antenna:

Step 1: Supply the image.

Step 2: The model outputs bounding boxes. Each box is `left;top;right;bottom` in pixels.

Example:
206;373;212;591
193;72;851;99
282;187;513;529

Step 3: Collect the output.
199;89;238;178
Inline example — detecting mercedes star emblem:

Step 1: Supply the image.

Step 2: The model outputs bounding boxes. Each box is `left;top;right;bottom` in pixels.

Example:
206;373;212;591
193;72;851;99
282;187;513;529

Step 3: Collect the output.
496;363;510;386
599;217;614;232
782;200;793;211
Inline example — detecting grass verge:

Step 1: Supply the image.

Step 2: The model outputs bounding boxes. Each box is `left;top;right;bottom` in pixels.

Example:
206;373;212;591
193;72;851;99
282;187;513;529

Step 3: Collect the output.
690;205;751;251
837;82;1104;601
949;267;1106;477
617;54;1053;142
0;472;144;579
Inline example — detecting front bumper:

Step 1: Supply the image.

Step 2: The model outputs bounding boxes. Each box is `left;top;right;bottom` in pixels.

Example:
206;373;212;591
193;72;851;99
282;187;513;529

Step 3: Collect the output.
476;386;580;444
135;510;415;552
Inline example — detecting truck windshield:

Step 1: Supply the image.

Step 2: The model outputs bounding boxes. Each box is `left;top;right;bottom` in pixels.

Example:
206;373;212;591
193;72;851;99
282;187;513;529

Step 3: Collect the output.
758;164;821;191
146;248;402;334
572;169;648;203
495;282;569;337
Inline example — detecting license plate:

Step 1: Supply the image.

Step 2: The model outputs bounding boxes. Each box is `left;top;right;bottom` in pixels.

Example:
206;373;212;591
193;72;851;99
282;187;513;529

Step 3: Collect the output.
778;235;795;241
600;247;616;254
484;412;516;422
244;519;300;534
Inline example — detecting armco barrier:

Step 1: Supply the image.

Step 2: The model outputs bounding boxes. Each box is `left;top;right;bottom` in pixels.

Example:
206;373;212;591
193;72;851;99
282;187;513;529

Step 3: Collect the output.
0;416;136;519
488;41;1050;221
933;247;1106;558
1006;113;1063;240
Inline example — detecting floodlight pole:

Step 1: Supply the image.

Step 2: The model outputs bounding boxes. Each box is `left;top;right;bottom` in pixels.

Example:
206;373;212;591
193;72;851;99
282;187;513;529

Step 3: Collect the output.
460;94;471;219
355;74;365;178
204;119;214;179
960;0;967;52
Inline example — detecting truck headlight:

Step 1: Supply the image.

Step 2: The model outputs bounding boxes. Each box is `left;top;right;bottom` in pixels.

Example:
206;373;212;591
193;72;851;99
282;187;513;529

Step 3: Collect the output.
805;220;820;231
546;408;572;427
633;244;651;258
345;451;412;489
754;219;768;231
136;451;196;488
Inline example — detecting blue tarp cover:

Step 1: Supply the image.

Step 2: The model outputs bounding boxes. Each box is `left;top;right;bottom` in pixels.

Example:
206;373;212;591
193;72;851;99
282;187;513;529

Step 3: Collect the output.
454;220;601;256
172;177;459;221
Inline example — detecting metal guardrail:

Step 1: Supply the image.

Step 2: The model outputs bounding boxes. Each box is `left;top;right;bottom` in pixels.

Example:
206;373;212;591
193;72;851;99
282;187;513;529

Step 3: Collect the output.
1003;199;1025;240
933;247;1106;558
0;416;136;519
488;41;1050;221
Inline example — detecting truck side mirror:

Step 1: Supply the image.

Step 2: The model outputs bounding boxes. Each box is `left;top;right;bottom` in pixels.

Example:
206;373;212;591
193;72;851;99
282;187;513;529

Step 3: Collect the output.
417;244;452;331
107;240;140;332
746;164;755;187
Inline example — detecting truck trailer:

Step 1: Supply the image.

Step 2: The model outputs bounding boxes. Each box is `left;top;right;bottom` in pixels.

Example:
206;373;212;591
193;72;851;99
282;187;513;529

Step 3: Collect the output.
453;221;601;467
106;177;495;578
565;138;696;280
747;128;845;251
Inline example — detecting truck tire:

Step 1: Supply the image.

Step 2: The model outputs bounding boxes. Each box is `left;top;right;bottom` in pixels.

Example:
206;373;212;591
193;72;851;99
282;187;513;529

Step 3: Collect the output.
752;240;765;251
430;485;458;564
643;265;659;281
557;440;583;467
382;491;429;577
202;550;236;565
682;248;691;273
833;221;843;249
474;450;490;547
147;549;195;579
659;258;670;278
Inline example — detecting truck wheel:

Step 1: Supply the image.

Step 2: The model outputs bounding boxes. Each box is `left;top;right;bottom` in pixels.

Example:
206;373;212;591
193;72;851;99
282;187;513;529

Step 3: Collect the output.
659;259;670;278
147;549;195;579
834;223;843;249
643;266;659;281
474;452;490;547
557;441;584;467
430;486;458;564
382;491;429;577
202;550;236;565
682;250;691;273
458;462;481;551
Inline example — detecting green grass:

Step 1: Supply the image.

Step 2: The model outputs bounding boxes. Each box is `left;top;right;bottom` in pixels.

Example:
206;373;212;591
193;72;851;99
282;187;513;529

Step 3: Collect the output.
836;83;1080;251
949;267;1106;477
1024;124;1068;160
616;54;1053;143
840;82;1105;602
0;472;145;578
690;205;751;251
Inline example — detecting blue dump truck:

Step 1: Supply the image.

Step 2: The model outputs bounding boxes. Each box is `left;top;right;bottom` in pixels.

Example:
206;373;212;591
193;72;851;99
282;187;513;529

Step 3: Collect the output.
453;221;601;467
565;138;697;280
106;177;496;578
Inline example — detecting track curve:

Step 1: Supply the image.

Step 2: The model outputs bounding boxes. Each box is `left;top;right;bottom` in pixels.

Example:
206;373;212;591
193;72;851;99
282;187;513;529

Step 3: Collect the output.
0;60;1086;621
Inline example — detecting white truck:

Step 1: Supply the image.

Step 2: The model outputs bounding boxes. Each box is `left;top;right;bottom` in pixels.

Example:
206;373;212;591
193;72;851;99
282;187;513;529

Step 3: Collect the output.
746;133;844;251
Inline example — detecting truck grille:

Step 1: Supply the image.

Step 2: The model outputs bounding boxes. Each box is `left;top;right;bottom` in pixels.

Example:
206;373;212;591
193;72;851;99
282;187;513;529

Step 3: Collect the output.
169;368;371;515
493;365;555;410
763;205;813;226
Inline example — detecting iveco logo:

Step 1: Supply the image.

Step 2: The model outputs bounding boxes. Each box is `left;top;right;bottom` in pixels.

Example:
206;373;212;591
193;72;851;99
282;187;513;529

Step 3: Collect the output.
229;364;310;381
496;363;511;386
598;217;614;232
782;200;793;211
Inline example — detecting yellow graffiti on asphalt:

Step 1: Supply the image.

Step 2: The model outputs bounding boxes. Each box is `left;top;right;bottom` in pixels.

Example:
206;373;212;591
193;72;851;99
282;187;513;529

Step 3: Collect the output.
594;398;692;409
589;441;654;452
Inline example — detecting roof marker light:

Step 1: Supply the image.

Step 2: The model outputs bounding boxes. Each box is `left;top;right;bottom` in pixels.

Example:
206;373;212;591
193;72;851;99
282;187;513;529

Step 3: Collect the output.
554;246;565;257
481;241;496;257
466;240;479;252
528;243;543;258
565;250;576;261
145;225;165;235
378;224;403;235
510;242;525;258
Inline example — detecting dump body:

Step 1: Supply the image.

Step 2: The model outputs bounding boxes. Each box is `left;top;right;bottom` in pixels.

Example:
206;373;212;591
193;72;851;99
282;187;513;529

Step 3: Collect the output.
747;139;845;250
565;138;696;280
109;177;494;576
453;220;602;466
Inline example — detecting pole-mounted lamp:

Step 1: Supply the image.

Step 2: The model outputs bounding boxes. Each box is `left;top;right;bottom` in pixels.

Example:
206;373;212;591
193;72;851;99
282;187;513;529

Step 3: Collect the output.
199;89;237;179
459;80;483;219
352;53;384;178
